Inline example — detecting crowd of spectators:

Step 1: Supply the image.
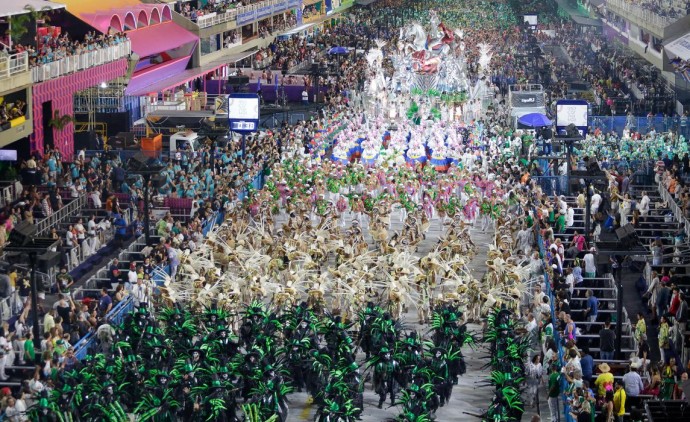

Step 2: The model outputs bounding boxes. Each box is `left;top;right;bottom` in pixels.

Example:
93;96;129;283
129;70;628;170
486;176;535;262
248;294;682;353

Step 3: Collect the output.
622;0;690;22
552;23;675;115
223;29;241;48
177;0;266;21
302;4;323;21
0;99;25;128
11;30;128;68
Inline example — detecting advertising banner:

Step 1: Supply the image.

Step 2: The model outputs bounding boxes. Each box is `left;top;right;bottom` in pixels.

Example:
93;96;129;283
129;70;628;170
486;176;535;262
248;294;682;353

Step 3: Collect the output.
510;92;545;108
237;10;257;26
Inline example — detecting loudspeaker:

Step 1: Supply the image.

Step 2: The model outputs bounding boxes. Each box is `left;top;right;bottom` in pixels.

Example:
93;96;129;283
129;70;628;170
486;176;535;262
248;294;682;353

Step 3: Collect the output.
615;223;638;248
37;250;61;273
8;221;37;247
128;152;149;172
109;135;125;149
540;127;552;140
152;174;166;189
228;76;249;85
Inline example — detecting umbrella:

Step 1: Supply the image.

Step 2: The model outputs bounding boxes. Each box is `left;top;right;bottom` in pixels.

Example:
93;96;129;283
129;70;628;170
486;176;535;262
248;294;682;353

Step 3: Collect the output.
328;46;349;55
518;113;552;127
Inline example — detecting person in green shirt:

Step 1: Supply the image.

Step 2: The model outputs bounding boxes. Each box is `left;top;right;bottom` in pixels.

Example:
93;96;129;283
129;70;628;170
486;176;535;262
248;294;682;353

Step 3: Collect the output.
548;365;561;422
555;210;566;233
24;331;35;365
525;210;534;228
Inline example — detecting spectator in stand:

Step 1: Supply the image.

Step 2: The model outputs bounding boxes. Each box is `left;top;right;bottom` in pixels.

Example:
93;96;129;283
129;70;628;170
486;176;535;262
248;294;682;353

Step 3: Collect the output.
108;258;123;285
659;315;671;363
547;365;561;422
583;247;597;281
26;30;127;68
657;281;671;320
676;291;688;334
56;266;74;298
594;362;614;398
524;354;543;409
622;361;644;398
584;289;598;324
599;320;616;361
98;288;112;318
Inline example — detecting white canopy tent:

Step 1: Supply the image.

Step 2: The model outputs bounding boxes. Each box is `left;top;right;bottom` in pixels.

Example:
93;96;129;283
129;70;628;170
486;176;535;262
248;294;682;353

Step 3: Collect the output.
0;0;66;49
665;32;690;61
0;0;65;18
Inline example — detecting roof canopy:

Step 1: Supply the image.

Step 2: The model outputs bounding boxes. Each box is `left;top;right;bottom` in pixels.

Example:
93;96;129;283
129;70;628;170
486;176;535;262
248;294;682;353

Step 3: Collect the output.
0;0;66;18
665;32;690;61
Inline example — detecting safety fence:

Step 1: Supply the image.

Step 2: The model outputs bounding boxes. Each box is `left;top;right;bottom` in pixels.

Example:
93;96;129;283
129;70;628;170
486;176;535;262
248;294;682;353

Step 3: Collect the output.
35;194;88;236
589;115;689;137
659;181;690;238
0;51;28;80
73;296;134;360
0;181;23;208
31;40;131;83
535;224;569;421
606;0;678;35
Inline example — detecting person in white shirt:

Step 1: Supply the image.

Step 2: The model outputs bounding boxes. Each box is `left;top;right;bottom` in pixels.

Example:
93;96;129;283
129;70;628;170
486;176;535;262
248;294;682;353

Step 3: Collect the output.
515;225;533;255
90;190;102;208
584;247;596;278
68;184;79;198
131;278;149;308
0;333;11;380
590;191;602;215
558;195;568;216
565;268;575;297
4;396;27;422
74;218;86;244
637;191;650;216
128;266;138;287
566;206;575;229
65;225;75;248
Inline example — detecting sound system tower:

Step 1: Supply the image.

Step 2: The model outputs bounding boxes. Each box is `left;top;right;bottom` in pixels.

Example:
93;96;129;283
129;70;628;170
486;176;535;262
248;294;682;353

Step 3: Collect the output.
152;174;167;188
615;223;638;249
38;250;62;273
8;221;37;247
228;76;249;85
227;76;249;93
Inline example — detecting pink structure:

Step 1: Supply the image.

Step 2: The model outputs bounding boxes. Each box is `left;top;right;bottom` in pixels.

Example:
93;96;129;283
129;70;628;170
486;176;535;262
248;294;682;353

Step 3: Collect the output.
30;59;129;158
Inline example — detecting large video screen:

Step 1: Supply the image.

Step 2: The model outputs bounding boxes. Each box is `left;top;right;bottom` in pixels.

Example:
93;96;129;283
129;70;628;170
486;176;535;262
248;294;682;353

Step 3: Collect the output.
524;14;537;26
0;150;17;161
556;102;588;128
228;97;259;120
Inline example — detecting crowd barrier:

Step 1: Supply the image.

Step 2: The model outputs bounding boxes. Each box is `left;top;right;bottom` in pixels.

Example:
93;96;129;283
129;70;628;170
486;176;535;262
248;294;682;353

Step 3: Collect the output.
658;181;690;238
535;213;569;421
73;296;135;360
31;40;131;83
0;51;28;80
606;0;676;34
589;115;689;137
35;194;88;236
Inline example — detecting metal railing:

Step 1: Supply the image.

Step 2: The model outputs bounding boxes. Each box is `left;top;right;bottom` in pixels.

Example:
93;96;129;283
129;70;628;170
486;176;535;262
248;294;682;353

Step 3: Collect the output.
196;0;293;28
0;181;23;208
31;40;131;83
197;8;239;28
658;181;690;238
35;194;88;236
0;51;29;80
606;0;679;34
73;296;135;360
65;225;114;271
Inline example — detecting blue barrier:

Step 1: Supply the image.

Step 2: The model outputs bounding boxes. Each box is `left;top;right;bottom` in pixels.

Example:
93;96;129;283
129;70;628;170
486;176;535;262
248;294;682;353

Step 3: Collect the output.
588;116;686;137
536;219;571;422
73;296;135;360
532;176;568;196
